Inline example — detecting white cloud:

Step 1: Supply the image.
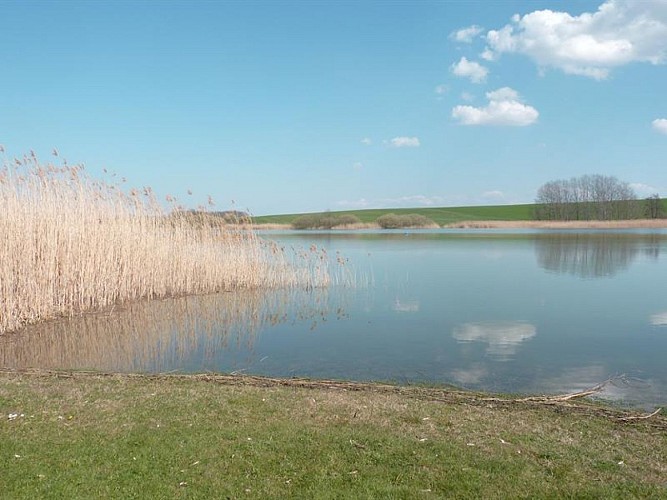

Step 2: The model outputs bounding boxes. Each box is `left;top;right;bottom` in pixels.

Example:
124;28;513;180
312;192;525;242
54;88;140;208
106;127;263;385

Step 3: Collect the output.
389;136;420;148
629;182;659;197
336;194;443;209
483;0;667;79
434;84;448;95
485;87;518;101
460;91;475;102
480;48;495;61
388;195;443;206
335;198;371;209
653;118;667;134
450;24;484;43
452;87;539;126
451;56;489;83
352;162;363;171
482;190;506;201
360;137;372;145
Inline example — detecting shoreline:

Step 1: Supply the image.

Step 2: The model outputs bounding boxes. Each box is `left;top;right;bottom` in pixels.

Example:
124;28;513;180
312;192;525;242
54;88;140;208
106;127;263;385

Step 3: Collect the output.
2;368;664;425
254;219;667;230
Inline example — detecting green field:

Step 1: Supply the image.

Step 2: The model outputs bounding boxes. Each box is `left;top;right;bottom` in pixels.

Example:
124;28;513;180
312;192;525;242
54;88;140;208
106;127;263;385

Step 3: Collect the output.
253;204;537;227
2;371;665;498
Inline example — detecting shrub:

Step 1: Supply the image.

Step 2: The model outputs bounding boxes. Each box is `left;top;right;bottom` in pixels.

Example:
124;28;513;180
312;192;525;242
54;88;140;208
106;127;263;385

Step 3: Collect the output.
376;213;438;229
291;213;361;229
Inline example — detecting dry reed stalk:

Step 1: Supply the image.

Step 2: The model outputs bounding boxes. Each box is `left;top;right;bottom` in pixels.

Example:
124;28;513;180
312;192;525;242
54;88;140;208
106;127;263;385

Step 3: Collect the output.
0;151;339;334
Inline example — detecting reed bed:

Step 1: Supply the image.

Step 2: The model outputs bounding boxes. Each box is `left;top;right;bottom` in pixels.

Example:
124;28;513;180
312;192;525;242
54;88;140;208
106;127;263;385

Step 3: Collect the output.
0;150;334;334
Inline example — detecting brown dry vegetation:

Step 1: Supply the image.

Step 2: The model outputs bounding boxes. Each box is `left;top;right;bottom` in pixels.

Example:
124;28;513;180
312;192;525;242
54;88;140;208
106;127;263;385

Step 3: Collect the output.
0;151;334;334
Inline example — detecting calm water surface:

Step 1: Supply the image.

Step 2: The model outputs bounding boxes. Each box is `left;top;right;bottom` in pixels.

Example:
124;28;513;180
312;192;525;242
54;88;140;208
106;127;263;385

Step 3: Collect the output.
3;229;667;409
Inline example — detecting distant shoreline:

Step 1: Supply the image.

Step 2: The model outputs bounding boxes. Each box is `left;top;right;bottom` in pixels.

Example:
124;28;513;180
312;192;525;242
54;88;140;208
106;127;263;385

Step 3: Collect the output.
254;219;667;230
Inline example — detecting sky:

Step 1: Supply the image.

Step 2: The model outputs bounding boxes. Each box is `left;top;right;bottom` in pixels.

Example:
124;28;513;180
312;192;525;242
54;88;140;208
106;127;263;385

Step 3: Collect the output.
1;0;666;215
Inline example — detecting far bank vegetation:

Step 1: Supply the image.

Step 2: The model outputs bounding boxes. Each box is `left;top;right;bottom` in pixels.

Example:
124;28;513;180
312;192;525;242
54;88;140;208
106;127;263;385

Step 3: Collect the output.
375;213;439;229
291;212;439;229
535;174;664;221
291;212;363;229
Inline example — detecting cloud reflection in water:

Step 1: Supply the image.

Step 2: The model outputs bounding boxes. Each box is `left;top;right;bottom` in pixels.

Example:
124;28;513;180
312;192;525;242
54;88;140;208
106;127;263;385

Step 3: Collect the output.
650;312;667;326
452;321;536;360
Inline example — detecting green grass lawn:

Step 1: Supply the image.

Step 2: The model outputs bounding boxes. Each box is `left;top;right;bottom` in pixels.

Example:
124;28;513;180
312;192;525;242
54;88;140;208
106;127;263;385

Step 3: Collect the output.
253;204;539;227
2;371;665;498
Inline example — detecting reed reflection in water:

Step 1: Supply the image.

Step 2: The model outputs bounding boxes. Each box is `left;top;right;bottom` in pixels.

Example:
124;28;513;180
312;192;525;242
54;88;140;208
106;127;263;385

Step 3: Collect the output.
534;233;661;278
0;289;345;373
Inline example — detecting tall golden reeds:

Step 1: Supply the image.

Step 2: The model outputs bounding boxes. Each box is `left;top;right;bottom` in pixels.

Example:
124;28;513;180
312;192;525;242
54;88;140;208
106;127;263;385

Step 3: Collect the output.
0;150;333;334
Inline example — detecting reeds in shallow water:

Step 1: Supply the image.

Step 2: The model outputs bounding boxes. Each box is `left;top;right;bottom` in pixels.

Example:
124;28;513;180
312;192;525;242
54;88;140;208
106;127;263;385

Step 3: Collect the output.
0;150;338;334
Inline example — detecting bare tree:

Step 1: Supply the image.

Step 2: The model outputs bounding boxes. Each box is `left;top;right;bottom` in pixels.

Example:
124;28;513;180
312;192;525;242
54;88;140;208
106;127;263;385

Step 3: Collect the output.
535;174;639;221
644;194;665;219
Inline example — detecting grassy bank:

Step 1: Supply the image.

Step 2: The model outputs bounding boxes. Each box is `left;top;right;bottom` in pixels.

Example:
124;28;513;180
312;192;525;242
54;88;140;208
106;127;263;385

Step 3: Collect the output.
1;371;665;498
253;204;540;227
253;200;667;228
0;152;331;334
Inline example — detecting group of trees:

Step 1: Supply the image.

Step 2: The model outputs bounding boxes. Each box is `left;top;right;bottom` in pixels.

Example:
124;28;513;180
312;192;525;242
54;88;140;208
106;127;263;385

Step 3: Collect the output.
535;174;663;220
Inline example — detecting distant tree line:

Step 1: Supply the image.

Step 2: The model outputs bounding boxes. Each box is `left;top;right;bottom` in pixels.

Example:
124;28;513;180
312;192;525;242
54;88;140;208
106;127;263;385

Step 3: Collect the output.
534;174;663;220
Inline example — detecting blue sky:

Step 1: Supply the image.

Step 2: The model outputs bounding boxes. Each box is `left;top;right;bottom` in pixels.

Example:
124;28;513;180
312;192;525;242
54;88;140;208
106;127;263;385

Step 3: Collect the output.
1;0;666;215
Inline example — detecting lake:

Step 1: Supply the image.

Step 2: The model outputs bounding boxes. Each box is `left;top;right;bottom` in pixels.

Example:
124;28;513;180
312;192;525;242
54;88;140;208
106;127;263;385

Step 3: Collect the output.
3;229;667;409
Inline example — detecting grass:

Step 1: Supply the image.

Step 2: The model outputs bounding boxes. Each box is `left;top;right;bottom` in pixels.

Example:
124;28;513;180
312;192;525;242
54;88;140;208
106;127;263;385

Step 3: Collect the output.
1;371;665;498
0;151;334;334
253;204;540;227
253;200;667;228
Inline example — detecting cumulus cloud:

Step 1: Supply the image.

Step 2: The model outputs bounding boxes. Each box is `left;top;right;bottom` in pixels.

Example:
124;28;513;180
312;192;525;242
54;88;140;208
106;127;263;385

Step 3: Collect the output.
452;87;539;126
451;56;489;83
434;84;448;95
653;118;667;134
389;136;420;148
360;137;372;145
483;0;667;79
450;24;484;43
